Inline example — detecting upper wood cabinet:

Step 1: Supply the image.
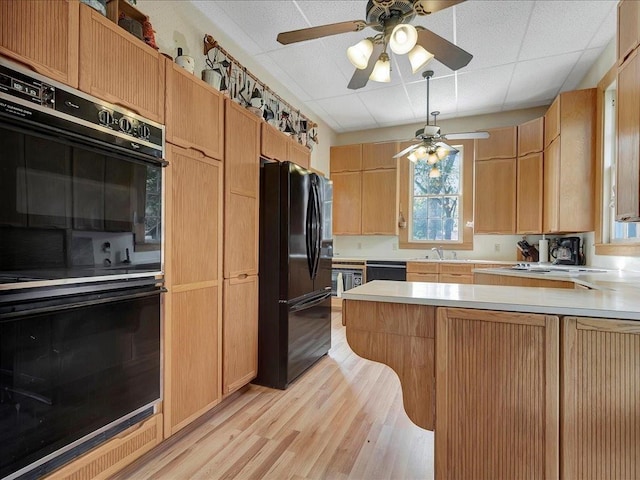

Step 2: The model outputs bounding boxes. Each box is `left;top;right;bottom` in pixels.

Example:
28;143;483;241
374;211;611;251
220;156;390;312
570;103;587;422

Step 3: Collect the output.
361;169;398;235
225;100;259;198
166;60;224;160
78;4;165;123
0;0;79;87
362;141;398;170
544;96;560;148
261;123;289;162
618;0;640;65
474;157;516;234
332;171;362;235
331;144;363;172
288;139;311;170
475;126;517;160
516;152;544;234
543;89;596;233
616;48;640;221
518;117;544;156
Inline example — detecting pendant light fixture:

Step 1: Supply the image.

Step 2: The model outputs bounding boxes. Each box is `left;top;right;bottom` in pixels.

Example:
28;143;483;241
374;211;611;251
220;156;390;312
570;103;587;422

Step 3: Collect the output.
369;51;391;83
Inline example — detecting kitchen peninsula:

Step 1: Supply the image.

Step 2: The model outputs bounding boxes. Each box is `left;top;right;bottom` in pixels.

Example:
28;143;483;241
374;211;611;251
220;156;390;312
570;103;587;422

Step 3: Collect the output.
342;280;640;479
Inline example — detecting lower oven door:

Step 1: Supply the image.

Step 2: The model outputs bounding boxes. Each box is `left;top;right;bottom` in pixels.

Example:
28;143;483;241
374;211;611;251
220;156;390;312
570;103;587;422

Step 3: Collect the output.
0;281;162;479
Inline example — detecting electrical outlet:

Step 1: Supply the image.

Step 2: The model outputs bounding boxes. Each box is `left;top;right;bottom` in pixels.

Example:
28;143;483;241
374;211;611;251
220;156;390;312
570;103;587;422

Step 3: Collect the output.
494;243;501;252
392;243;398;251
357;242;362;250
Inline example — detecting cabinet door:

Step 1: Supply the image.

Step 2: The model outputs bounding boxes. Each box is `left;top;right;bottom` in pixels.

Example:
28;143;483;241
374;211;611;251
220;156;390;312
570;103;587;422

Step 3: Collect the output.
166;61;224;160
516;152;543;234
361;169;397;235
166;285;220;436
166;145;222;286
475;126;517;160
332;171;362;235
562;317;640;479
0;0;79;87
261;123;289;161
362;142;398;170
438;273;473;284
72;149;104;231
223;275;258;395
79;4;165;123
289;140;311;169
618;0;640;65
544;96;560;148
225;100;260;198
436;308;559;480
517;117;544;156
224;193;258;278
407;273;439;282
543;137;560;233
616;49;640;221
330;144;362;172
474;158;516;234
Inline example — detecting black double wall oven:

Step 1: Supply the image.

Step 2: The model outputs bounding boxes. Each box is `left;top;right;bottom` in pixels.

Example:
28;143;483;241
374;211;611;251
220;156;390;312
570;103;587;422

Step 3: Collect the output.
0;59;165;479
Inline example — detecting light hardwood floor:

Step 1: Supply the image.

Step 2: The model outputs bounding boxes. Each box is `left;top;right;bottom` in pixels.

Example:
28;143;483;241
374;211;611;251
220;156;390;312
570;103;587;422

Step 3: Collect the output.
113;311;434;480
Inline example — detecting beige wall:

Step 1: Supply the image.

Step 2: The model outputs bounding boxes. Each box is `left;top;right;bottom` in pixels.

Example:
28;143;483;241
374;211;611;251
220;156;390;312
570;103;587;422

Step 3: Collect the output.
137;0;337;175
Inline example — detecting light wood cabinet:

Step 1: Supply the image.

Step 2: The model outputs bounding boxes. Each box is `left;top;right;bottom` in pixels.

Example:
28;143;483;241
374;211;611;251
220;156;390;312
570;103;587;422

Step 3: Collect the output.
0;0;79;87
223;275;258;395
362;141;398;170
562;317;640;479
517;152;544;234
475;126;517;160
407;272;439;282
361;169;397;235
78;3;165;123
542;89;596;233
166;60;224;160
616;48;640;221
436;308;559;479
618;0;640;65
544;96;560;148
330;144;363;172
406;262;439;274
473;271;575;289
518;117;544;156
332;171;362;235
261;122;289;162
407;262;477;284
474;157;516;234
288;139;311;169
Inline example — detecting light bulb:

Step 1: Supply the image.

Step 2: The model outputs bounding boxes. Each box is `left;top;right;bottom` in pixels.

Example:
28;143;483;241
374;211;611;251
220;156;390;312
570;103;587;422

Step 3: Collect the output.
408;44;434;73
389;24;418;55
429;166;440;178
347;38;374;69
369;52;391;83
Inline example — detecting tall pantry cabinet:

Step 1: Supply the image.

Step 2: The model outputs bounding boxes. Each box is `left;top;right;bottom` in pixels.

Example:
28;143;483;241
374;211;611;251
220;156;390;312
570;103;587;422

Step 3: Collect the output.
163;59;224;437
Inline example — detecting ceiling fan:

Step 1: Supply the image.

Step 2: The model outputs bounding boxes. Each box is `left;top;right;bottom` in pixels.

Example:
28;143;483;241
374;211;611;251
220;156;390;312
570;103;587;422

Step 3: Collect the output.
393;70;489;176
276;0;473;89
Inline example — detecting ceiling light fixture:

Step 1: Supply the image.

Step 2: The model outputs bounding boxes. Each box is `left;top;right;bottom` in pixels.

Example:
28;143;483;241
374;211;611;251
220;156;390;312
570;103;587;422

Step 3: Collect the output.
389;23;418;55
408;44;435;73
347;38;374;69
369;51;391;83
429;166;441;178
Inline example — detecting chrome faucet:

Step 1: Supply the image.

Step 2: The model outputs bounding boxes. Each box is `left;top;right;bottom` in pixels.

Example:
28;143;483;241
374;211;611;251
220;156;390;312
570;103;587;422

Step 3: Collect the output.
432;246;444;260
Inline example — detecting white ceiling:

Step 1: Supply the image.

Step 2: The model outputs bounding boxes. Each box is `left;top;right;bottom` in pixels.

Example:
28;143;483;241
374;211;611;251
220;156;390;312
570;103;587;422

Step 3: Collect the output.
190;0;617;133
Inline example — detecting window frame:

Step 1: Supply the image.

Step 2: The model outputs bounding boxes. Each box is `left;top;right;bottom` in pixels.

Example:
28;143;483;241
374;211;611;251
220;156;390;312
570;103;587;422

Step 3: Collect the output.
398;138;474;250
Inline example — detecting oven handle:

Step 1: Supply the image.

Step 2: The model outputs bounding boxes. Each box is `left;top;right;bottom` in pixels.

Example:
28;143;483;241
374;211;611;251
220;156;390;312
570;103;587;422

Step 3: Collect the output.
0;287;166;320
366;264;407;269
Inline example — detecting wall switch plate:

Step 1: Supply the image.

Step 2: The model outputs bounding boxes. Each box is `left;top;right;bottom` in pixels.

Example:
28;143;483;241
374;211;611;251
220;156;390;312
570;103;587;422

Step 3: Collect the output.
494;243;501;252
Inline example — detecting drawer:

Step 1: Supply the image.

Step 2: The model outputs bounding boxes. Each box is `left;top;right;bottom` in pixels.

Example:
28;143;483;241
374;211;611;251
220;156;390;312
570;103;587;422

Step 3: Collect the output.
407;273;439;282
439;263;475;275
439;273;474;284
407;262;439;274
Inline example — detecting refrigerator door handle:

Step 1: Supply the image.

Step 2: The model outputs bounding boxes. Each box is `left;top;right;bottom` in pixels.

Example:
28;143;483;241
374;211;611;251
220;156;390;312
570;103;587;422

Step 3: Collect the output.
289;291;332;313
313;181;322;278
305;180;316;279
310;181;321;279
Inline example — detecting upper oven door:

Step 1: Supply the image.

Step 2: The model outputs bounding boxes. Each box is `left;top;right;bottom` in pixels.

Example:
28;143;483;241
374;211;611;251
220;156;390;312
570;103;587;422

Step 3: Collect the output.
0;120;164;286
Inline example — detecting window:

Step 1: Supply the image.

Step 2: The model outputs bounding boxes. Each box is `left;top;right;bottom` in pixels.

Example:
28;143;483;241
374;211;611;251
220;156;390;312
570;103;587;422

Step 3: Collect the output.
399;139;474;249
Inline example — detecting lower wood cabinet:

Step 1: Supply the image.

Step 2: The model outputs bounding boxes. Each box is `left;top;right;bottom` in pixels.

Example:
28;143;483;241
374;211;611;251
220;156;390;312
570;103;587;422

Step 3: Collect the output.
223;275;258;395
562;317;640;479
436;308;559;480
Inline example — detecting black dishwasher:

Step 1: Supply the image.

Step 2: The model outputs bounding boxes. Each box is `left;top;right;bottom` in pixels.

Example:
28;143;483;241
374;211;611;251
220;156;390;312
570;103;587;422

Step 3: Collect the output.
365;261;407;281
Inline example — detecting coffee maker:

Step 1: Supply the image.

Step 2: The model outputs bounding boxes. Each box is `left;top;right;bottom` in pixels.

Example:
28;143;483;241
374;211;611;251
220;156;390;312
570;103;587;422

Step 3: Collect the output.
550;237;584;265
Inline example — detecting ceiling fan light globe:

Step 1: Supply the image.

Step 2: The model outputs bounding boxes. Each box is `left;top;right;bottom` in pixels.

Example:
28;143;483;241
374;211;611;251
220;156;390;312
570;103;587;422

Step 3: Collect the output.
427;152;439;164
389;24;418;55
407;152;418;163
429;166;441;178
415;145;428;159
369;52;391;83
436;146;449;159
408;45;434;74
347;38;374;69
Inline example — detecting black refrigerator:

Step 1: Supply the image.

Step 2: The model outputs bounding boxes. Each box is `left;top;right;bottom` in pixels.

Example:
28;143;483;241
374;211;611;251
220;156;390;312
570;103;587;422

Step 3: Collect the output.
255;161;333;390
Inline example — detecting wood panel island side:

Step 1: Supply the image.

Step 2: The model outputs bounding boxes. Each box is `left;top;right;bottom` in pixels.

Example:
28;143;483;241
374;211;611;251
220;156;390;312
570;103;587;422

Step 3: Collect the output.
342;280;640;480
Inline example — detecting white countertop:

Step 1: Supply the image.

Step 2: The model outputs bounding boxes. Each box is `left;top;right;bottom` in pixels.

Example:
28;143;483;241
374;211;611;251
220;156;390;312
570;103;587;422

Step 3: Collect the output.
342;280;640;320
332;257;516;264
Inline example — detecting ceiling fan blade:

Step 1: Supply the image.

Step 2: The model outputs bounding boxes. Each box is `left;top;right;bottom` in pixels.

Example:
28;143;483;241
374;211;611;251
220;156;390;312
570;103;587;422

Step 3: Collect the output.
277;20;367;45
394;143;422;158
442;131;490;140
347;42;384;90
414;0;466;15
416;28;473;71
435;141;459;153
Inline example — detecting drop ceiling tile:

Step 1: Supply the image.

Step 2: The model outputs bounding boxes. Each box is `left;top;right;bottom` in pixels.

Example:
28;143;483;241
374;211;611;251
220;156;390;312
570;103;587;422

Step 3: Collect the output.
456;1;534;72
588;4;617;49
296;1;368;25
405;75;456;120
456;64;515;112
559;47;603;91
313;94;376;130
357;85;417;125
519;1;617;61
252;53;313;102
303;100;342;131
505;51;582;105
